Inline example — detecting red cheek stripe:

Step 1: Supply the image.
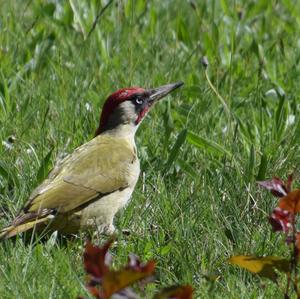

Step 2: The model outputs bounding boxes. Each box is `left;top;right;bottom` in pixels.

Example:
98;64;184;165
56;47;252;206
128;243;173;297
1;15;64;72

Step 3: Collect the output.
136;107;149;124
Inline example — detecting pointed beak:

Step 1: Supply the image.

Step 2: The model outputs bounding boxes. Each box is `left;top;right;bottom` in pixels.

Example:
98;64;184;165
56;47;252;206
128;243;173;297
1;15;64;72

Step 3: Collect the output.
147;81;184;104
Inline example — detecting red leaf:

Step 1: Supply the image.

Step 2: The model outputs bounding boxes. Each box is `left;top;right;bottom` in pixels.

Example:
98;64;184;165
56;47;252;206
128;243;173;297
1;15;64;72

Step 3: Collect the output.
125;254;155;272
258;177;288;197
102;260;156;299
278;189;300;214
83;239;114;281
153;285;193;299
86;286;102;299
81;240;155;299
268;207;292;233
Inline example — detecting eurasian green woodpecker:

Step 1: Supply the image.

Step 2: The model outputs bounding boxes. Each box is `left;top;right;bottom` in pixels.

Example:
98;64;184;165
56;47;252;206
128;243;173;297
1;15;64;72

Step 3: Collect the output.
0;81;183;239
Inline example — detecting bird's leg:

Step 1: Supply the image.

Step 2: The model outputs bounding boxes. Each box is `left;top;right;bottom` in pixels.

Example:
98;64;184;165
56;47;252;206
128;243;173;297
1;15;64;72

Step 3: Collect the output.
103;223;116;235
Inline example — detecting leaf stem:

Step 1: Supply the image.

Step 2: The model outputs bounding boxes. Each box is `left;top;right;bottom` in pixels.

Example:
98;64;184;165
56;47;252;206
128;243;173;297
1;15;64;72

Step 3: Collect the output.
203;66;231;118
291;212;299;297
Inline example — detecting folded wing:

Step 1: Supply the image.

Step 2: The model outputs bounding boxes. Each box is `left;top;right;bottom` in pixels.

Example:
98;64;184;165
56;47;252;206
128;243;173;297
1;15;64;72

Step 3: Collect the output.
16;134;137;222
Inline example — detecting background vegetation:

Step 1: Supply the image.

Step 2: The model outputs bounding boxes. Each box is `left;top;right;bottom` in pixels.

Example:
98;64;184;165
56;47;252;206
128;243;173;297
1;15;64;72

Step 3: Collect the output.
1;0;300;297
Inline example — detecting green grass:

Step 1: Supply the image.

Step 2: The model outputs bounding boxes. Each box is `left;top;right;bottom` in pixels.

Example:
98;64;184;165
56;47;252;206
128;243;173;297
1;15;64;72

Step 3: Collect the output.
1;0;300;298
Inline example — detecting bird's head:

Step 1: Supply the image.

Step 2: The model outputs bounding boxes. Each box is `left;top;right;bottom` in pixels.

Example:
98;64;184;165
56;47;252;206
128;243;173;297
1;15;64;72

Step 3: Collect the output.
95;81;184;136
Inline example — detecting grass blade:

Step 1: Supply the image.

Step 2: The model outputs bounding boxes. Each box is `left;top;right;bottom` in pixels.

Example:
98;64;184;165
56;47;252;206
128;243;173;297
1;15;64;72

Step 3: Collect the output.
164;129;187;172
187;131;231;157
36;148;53;184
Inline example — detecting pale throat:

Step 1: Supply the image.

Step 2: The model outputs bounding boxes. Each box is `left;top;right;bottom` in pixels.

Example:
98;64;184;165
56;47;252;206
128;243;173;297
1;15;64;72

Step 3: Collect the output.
102;123;138;144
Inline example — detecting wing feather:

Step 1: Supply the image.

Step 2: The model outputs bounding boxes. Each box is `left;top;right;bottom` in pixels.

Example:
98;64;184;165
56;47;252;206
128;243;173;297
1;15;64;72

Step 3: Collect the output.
23;135;137;214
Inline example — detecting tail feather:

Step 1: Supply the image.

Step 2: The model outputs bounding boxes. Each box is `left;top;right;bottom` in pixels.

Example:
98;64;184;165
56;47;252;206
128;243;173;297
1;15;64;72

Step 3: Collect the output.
0;216;53;240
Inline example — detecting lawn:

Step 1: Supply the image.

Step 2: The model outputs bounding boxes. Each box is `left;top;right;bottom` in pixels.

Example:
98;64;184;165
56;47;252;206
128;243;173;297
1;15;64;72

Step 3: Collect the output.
1;0;300;298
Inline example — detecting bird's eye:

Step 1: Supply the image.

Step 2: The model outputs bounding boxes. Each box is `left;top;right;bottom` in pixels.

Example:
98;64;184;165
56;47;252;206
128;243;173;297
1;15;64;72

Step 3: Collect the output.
135;97;143;105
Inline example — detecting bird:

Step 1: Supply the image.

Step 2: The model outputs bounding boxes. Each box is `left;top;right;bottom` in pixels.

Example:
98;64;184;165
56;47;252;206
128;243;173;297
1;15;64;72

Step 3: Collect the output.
0;81;184;240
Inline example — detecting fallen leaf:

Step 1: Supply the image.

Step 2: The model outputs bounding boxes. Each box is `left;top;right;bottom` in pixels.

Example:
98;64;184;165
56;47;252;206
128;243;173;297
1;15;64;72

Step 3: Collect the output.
278;189;300;214
81;240;155;299
83;239;114;282
102;269;153;298
153;285;193;299
86;286;101;299
228;255;290;281
102;257;155;299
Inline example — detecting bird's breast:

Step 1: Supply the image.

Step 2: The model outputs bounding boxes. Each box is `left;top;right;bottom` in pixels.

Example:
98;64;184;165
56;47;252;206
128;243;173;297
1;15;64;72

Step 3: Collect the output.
127;150;140;186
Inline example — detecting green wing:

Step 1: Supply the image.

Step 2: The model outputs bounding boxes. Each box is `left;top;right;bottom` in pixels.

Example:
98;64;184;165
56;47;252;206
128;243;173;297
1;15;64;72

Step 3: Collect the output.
23;135;137;214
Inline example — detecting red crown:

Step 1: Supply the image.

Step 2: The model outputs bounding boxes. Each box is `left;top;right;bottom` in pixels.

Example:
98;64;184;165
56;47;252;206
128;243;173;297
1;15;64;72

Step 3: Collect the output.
96;87;145;135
